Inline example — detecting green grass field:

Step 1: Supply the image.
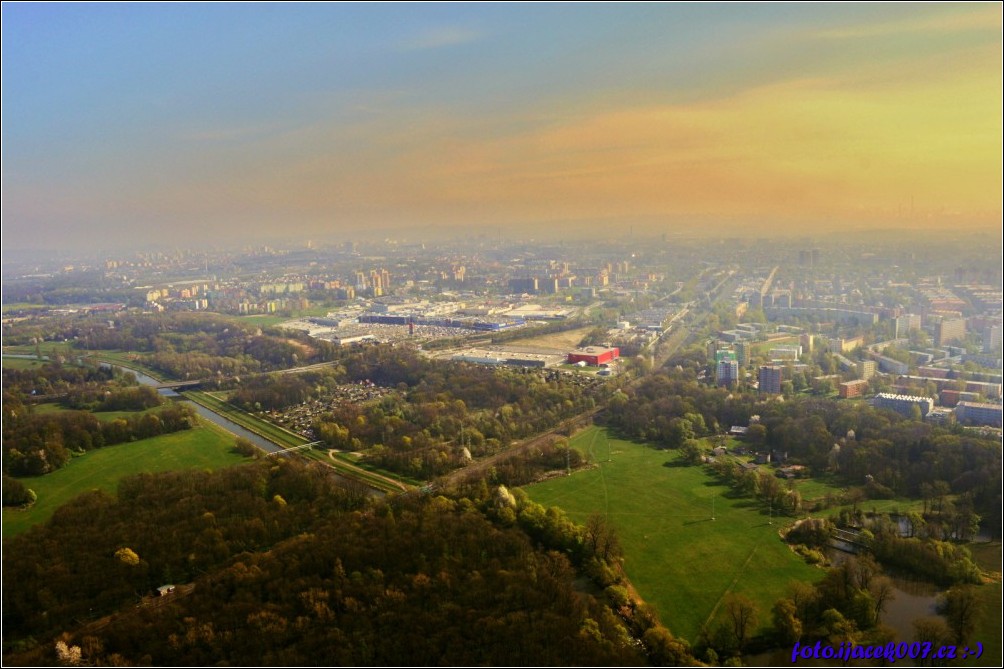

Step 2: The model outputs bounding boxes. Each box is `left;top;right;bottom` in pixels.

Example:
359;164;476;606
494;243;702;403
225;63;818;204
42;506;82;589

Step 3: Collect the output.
2;421;247;538
239;314;297;328
1;356;49;370
525;426;822;643
0;302;49;313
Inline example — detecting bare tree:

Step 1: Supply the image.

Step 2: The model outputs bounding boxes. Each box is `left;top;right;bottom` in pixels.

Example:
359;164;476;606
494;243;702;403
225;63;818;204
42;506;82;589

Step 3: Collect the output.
869;576;895;627
724;593;759;651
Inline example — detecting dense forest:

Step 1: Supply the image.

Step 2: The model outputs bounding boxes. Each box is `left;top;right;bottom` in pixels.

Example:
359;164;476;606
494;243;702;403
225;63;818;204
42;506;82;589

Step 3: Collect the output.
2;460;694;666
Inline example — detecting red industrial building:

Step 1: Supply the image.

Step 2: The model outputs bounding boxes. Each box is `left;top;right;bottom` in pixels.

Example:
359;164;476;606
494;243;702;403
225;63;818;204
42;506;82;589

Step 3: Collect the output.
567;346;620;366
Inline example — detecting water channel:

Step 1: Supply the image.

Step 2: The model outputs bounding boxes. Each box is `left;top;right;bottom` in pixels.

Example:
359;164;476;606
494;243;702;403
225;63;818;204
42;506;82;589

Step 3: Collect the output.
102;363;285;455
103;363;383;495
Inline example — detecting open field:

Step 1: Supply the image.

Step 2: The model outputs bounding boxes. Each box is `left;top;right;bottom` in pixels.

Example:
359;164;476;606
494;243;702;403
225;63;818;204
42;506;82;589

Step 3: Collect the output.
525;426;822;642
2;343;77;359
749;336;798;355
501;326;595;352
2;420;246;538
239;314;300;328
1;356;49;370
183;390;307;449
1;303;49;313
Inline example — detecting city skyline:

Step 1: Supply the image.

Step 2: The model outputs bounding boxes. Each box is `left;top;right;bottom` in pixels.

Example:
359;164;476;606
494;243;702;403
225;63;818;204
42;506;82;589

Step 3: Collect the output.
2;2;1001;252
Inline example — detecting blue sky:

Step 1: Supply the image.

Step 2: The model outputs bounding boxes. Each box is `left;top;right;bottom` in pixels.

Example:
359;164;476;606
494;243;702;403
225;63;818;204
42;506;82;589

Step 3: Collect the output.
2;3;1000;251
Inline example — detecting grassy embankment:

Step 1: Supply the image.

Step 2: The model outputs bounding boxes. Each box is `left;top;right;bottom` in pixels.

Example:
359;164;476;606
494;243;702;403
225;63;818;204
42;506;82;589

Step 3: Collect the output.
2;420;246;538
182;390;306;449
526;426;823;643
85;350;166;380
329;451;423;489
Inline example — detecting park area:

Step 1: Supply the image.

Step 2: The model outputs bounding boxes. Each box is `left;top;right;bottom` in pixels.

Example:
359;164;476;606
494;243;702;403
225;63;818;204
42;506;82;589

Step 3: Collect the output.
2;419;246;538
525;426;822;642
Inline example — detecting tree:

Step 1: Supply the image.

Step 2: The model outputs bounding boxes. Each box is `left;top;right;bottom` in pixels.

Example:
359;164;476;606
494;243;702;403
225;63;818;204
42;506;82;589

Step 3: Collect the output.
820;608;858;646
940;585;981;645
745;423;767;446
771;597;802;644
233;437;259;457
2;475;36;507
584;512;621;562
666;417;694;448
723;593;758;651
680;439;703;465
912;616;952;665
114;547;140;566
642;626;693;666
869;576;895;628
931;481;951;515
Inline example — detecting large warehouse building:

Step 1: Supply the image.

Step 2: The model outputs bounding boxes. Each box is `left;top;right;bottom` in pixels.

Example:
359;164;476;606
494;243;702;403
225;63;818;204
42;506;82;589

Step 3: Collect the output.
567;346;620;366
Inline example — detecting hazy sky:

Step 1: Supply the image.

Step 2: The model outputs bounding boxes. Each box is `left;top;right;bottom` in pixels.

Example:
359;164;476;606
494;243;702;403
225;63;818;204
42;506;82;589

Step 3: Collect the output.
2;3;1001;251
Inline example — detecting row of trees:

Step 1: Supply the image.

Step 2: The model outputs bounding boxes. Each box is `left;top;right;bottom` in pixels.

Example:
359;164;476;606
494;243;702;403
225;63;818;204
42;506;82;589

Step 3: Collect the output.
2;401;196;477
2;361;116;397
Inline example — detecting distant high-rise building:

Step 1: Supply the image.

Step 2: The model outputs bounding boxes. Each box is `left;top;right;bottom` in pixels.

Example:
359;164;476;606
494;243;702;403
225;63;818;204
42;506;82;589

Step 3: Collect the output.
800;333;814;353
935;318;966;347
539;277;559;294
758;365;783;394
735;341;751;367
508;277;538;294
798;248;821;266
716;350;739;388
857;360;877;381
895;314;922;338
983;325;1001;353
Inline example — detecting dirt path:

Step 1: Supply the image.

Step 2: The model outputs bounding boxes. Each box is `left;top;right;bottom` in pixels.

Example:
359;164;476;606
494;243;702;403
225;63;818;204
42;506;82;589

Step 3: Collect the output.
325;449;410;493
